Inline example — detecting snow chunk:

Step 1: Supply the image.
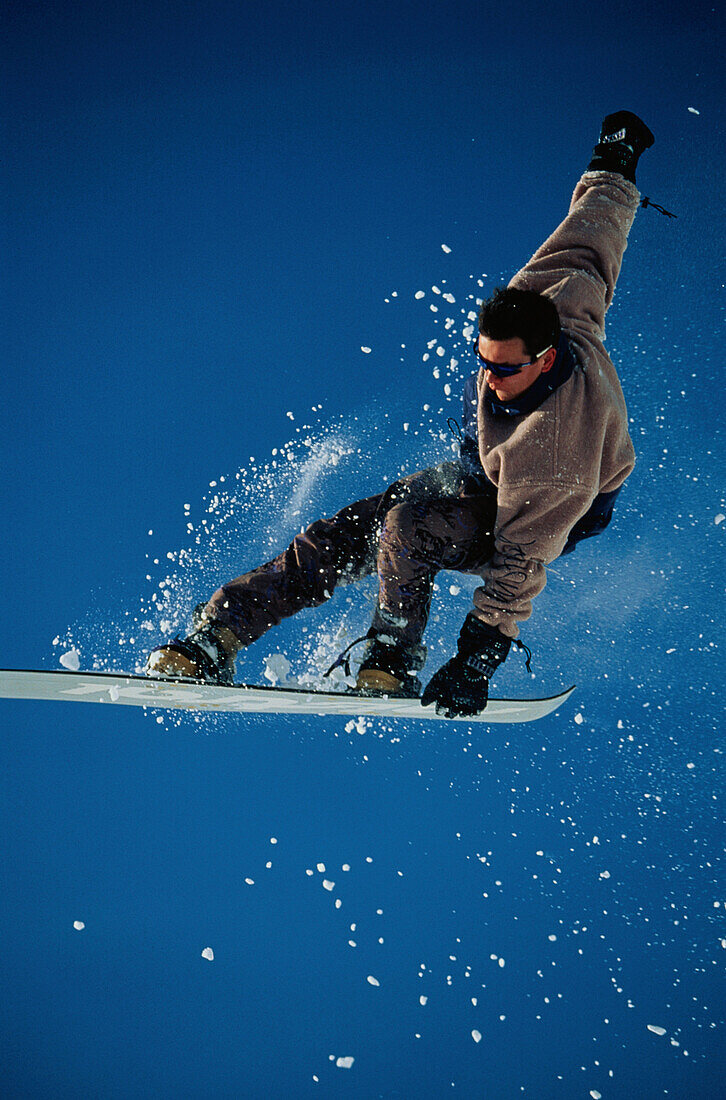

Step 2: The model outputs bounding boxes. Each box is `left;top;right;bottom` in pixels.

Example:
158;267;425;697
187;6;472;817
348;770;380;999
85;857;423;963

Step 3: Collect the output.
322;879;335;891
415;291;425;299
263;653;291;685
687;107;700;115
590;1091;602;1099
361;347;372;354
715;513;725;525
472;1030;482;1043
574;712;584;725
336;1056;355;1069
449;584;461;596
317;863;326;873
73;920;85;931
367;975;380;987
201;947;214;961
599;870;611;880
420;995;428;1005
59;648;80;671
245;878;255;885
647;1024;667;1036
270;837;278;845
441;243;451;253
108;685;119;701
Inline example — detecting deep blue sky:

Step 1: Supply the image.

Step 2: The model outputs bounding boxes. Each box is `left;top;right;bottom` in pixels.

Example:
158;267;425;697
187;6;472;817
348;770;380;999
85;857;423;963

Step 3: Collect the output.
2;1;724;1096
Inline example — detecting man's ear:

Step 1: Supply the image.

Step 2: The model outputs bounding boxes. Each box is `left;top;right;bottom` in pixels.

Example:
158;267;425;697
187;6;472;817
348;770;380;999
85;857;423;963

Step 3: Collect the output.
539;346;558;374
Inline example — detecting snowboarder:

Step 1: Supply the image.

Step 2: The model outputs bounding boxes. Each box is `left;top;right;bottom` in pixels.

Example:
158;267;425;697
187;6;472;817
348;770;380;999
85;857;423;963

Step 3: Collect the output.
147;112;654;717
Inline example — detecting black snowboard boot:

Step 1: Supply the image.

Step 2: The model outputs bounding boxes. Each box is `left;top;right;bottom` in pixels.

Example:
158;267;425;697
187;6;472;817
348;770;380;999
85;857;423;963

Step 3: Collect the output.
146;613;240;684
587;111;654;184
355;636;423;699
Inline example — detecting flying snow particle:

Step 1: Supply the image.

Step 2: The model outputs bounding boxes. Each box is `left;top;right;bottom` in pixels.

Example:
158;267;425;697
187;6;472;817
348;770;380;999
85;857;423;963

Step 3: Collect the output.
245;878;255;885
367;975;380;987
472;1030;482;1043
687;107;700;115
647;1024;667;1036
361;347;372;354
590;1091;602;1099
73;921;85;931
420;995;428;1005
201;947;214;961
415;291;425;299
322;880;335;891
441;243;451;253
336;1057;355;1068
574;712;584;725
449;585;461;596
715;513;725;525
599;870;611;880
59;648;80;671
317;863;326;873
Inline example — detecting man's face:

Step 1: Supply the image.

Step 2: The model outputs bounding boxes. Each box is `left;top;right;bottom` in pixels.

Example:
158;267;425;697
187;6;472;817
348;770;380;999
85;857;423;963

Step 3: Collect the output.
477;335;555;402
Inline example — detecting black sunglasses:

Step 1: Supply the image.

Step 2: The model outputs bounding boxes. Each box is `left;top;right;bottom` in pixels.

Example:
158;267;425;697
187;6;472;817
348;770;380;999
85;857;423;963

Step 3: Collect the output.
473;338;553;377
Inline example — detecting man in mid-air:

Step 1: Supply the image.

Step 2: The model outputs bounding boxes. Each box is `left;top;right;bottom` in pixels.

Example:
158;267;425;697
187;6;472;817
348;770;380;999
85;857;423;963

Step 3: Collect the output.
148;111;654;718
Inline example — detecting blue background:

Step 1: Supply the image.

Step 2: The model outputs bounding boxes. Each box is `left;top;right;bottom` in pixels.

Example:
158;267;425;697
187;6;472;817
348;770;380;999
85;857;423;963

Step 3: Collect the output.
2;0;724;1096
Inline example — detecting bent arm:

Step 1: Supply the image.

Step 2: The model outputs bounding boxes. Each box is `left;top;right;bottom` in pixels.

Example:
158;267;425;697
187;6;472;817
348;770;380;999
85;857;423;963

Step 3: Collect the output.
471;483;594;638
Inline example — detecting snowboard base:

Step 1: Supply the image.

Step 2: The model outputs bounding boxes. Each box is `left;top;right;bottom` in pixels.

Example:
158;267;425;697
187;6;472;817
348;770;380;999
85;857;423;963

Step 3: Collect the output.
0;669;575;724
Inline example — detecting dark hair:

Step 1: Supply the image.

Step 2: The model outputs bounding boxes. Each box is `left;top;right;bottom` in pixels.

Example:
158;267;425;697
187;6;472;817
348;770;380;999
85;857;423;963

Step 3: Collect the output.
478;286;560;358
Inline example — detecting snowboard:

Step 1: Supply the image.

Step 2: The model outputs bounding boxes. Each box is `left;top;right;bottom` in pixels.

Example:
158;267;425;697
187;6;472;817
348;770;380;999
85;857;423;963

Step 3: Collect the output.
0;669;574;724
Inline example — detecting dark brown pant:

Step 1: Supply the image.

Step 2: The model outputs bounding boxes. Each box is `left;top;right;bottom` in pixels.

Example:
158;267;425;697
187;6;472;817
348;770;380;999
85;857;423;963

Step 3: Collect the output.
204;463;498;660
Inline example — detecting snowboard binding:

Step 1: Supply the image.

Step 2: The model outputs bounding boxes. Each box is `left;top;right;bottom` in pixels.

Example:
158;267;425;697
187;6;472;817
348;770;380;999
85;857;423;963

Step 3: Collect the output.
146;617;239;685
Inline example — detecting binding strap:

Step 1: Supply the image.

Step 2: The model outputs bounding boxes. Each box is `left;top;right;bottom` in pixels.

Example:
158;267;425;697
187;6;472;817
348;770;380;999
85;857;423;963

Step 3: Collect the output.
323;634;371;679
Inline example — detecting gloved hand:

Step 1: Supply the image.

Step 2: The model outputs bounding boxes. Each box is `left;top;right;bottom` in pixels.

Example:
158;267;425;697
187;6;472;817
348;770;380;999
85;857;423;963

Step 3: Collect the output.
421;614;511;718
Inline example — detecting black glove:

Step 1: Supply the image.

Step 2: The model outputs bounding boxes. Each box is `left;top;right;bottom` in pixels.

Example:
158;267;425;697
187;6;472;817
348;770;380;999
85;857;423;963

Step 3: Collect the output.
421;614;511;718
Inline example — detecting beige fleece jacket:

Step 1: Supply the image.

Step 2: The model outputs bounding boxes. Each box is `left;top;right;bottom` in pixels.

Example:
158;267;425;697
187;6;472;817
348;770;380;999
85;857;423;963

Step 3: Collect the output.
471;171;640;638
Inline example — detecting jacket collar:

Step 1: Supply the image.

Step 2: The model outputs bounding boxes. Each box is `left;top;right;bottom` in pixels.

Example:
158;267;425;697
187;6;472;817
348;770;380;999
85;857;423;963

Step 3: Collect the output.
485;335;576;417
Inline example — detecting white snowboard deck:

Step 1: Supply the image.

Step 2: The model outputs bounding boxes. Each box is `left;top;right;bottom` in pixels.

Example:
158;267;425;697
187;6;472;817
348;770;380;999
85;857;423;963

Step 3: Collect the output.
0;669;575;724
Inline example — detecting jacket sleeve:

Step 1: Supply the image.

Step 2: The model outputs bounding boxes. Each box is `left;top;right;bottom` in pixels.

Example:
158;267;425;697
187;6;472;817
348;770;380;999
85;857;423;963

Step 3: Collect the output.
471;481;594;638
509;172;640;343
